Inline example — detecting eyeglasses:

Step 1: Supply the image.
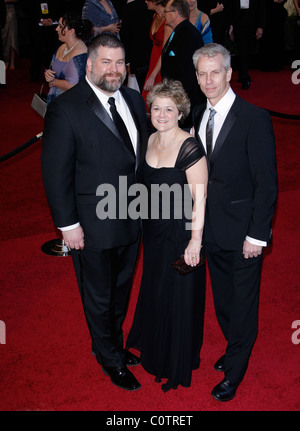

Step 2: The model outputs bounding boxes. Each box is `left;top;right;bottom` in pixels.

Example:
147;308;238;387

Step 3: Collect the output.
164;9;175;13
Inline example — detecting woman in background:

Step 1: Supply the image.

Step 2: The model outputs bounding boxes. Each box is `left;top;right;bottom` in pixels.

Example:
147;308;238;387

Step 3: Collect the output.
1;0;19;70
82;0;120;36
198;0;228;45
188;0;213;44
44;12;92;105
142;0;172;102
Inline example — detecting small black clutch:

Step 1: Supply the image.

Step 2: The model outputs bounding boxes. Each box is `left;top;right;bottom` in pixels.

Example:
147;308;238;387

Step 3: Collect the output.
172;253;205;275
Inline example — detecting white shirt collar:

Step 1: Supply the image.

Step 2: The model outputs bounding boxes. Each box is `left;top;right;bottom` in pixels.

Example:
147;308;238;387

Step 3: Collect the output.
207;86;236;117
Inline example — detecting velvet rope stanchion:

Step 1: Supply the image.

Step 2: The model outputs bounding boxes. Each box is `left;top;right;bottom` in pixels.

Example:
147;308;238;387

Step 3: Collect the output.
0;132;43;163
265;110;300;121
0;131;71;257
41;238;71;257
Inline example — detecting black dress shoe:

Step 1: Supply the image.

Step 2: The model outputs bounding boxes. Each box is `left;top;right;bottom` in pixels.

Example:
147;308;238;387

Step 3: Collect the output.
211;378;238;402
124;350;141;366
214;354;225;372
102;365;141;391
242;79;251;90
91;348;140;366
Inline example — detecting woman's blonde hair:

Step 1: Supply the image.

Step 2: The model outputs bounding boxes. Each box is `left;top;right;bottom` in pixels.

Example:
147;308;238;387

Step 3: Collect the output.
146;79;191;122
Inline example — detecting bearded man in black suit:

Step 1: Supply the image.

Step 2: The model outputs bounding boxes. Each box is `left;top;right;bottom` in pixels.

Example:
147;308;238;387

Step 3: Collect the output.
192;43;278;401
41;34;149;391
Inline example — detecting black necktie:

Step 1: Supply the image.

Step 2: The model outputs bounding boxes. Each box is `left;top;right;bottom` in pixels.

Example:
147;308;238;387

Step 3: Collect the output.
206;108;216;160
108;97;133;153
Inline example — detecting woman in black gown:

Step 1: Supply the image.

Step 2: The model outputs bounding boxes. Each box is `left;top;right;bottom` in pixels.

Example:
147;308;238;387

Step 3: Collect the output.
126;79;208;392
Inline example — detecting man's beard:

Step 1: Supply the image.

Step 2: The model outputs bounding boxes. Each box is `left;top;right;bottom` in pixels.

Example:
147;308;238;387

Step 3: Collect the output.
90;71;126;93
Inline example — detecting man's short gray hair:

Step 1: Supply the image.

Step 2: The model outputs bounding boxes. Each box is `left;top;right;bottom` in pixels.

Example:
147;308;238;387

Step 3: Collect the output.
193;43;231;71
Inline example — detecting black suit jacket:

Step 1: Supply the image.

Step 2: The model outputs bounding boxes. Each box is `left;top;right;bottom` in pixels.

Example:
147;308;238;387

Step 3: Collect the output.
161;19;205;113
193;94;278;250
229;0;266;32
198;0;229;44
120;0;153;75
41;79;149;250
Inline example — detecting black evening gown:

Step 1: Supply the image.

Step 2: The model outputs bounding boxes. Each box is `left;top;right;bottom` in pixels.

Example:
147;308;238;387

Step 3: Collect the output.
126;137;206;392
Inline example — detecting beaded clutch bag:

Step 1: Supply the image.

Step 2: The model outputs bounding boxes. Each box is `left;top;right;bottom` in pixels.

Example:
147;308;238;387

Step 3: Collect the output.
172;253;205;275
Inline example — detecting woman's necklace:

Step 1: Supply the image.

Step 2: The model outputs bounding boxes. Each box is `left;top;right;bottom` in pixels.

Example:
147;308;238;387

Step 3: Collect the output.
156;128;180;152
63;40;79;58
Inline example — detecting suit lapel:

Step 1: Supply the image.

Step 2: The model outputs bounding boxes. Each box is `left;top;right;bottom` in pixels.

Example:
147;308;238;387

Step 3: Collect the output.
210;96;241;166
85;83;137;158
194;105;205;144
120;87;141;140
120;87;143;165
85;86;120;139
193;104;207;153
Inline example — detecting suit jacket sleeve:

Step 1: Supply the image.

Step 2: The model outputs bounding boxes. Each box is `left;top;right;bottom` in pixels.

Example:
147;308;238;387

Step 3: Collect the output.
41;99;79;228
247;108;278;242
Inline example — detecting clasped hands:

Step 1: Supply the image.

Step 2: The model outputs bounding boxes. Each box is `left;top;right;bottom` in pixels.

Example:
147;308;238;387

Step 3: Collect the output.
107;22;121;35
44;68;56;86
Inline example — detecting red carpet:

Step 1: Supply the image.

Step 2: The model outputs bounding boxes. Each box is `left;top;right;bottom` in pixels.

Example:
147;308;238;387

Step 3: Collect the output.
0;60;299;415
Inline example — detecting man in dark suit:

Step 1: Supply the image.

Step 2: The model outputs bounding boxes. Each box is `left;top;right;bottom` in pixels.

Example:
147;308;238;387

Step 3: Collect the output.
161;0;205;127
120;0;154;92
198;0;229;45
192;43;278;401
228;0;266;89
41;34;149;391
26;1;61;82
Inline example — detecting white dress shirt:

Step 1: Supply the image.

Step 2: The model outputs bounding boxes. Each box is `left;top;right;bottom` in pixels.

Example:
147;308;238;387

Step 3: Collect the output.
199;86;236;153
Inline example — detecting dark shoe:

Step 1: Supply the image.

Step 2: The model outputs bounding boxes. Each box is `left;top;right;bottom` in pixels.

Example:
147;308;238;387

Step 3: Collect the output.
124;350;141;366
92;348;140;366
211;378;238;402
242;79;251;90
102;365;141;391
214;354;225;372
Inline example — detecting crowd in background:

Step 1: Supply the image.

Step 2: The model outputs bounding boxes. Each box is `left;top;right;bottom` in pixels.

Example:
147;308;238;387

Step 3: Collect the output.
0;0;290;401
0;0;299;87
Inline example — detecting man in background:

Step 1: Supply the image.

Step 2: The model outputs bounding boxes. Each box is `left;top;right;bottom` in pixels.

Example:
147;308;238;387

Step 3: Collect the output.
161;0;205;126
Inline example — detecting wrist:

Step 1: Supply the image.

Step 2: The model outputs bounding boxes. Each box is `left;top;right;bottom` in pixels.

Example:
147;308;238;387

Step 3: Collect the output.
94;26;102;35
190;239;202;248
